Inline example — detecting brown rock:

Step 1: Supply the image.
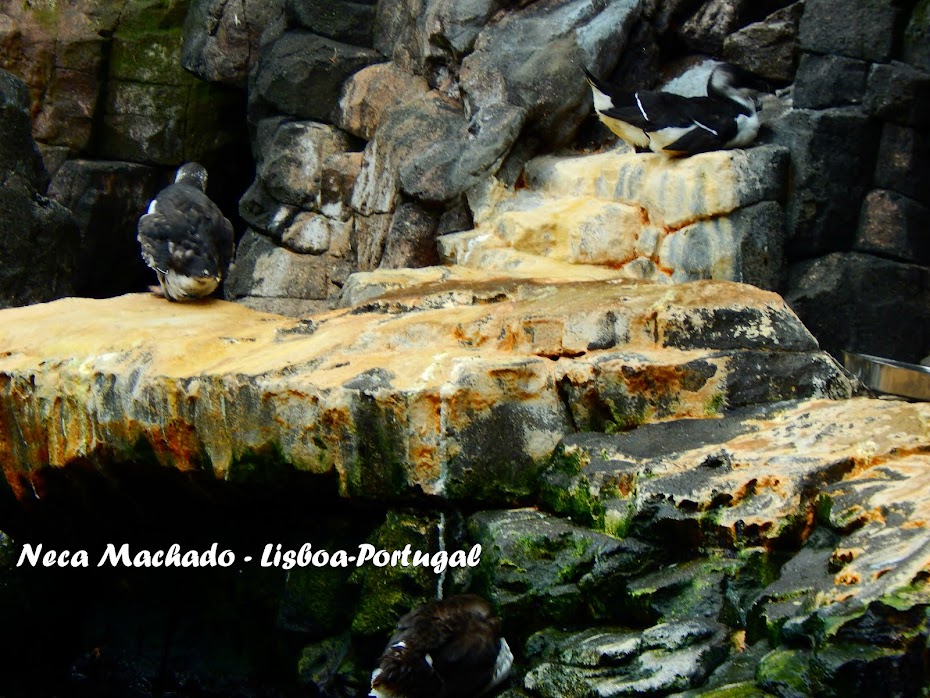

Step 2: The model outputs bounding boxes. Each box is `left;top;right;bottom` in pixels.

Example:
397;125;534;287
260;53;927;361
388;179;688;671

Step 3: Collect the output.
335;62;429;140
855;189;930;265
0;279;850;502
723;2;803;83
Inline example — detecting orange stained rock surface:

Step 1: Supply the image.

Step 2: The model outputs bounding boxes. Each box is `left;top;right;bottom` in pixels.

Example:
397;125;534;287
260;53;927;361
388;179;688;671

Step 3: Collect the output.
0;281;828;500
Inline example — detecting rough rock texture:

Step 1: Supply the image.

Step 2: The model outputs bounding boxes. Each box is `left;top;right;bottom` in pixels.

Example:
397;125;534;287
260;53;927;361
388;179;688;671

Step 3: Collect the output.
525;396;930;697
287;0;376;47
767;107;879;257
249;31;381;122
798;0;899;62
182;0;287;87
0;0;246;165
786;252;930;363
723;2;803;83
0;69;78;308
771;0;930;363
335;62;430;140
438;146;788;291
793;53;870;109
855;189;930;265
0;0;252;299
874;123;930;207
0;279;851;502
47;159;167;297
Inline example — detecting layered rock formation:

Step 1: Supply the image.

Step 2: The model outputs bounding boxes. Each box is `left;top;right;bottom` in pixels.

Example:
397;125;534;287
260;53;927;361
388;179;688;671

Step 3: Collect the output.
0;70;78;308
0;0;929;695
0;280;850;502
2;278;930;696
0;0;250;299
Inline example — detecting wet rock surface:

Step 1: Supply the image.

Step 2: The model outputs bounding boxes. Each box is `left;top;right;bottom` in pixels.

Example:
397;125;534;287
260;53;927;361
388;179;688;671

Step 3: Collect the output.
1;0;929;695
0;279;851;502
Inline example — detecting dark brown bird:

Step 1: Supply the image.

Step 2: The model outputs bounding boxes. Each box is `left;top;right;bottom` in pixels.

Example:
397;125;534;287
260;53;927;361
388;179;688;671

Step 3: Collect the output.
137;162;234;301
369;594;512;698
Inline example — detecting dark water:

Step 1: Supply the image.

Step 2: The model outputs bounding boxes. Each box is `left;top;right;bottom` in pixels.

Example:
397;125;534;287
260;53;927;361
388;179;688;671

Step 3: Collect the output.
0;461;382;697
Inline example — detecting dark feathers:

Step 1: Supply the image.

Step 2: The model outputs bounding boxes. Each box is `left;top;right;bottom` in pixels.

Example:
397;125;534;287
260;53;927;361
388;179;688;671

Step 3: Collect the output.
585;64;762;156
137;163;234;301
370;595;512;698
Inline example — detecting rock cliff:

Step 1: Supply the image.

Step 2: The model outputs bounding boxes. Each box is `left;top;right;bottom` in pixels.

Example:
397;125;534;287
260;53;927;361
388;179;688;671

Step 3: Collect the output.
0;0;929;696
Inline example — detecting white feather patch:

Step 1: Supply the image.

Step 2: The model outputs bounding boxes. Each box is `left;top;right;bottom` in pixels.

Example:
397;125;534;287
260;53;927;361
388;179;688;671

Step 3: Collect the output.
634;92;649;122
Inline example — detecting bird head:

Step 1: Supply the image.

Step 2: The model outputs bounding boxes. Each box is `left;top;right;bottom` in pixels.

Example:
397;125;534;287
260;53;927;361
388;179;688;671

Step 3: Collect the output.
708;64;771;113
175;162;209;192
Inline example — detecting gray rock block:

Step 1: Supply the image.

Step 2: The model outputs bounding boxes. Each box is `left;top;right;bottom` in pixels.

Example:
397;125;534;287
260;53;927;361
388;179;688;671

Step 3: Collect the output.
182;0;286;87
372;0;422;70
257;121;352;209
723;2;803;83
286;0;376;47
766;107;879;256
677;0;748;54
793;53;869;109
798;0;899;61
250;30;381;121
865;61;930;128
0;69;47;188
902;0;930;72
379;203;439;270
460;0;642;148
786;252;930;363
238;179;299;239
0;69;79;308
874;124;930;207
319;152;363;221
225;229;332;301
47;159;165;297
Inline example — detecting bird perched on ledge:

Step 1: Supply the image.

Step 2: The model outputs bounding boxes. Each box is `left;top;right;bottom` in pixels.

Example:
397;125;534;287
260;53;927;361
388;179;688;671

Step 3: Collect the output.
369;594;513;698
584;64;762;156
137;162;235;301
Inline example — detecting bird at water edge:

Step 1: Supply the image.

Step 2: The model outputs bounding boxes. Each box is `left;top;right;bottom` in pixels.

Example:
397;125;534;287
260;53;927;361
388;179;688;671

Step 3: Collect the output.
369;594;513;698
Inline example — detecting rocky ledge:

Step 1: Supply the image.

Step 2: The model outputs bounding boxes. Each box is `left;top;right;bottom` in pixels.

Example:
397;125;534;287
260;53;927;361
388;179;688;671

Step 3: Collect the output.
0;278;850;504
489;395;930;697
4;277;930;695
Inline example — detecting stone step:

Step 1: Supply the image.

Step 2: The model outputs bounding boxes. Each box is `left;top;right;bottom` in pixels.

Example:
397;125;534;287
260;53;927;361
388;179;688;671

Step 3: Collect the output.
436;145;790;289
521;145;789;230
0;280;851;504
544;396;930;636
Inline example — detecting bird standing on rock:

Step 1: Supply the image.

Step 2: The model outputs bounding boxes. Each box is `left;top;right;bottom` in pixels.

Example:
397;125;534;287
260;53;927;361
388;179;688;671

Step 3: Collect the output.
584;64;762;156
369;594;513;698
137;162;235;301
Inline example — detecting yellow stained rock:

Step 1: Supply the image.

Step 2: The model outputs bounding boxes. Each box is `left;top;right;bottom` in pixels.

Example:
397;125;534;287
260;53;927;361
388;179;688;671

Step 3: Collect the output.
0;279;846;503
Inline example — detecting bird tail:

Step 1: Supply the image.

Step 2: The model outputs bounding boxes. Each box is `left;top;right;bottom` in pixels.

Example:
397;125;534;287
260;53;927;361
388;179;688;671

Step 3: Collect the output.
582;67;613;96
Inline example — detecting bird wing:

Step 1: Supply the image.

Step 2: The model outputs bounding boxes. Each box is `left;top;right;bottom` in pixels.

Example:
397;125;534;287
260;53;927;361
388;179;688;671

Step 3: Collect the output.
601;91;696;130
137;184;234;277
137;210;175;273
661;99;741;154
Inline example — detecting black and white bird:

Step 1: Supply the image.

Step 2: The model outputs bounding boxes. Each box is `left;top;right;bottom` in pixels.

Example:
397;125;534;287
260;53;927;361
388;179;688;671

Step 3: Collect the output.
369;595;513;698
137;162;235;301
584;64;762;156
